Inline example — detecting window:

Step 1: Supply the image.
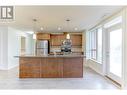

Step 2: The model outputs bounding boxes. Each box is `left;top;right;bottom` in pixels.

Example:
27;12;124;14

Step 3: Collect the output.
88;29;97;60
87;26;103;63
97;27;102;63
91;30;97;59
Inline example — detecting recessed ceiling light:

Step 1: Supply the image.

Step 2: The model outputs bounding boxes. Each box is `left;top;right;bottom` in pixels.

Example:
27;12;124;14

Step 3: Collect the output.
74;27;78;31
58;27;61;30
40;27;44;31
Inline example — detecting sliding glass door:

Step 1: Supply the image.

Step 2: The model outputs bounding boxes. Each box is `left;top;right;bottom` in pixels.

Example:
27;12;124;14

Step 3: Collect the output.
106;27;123;84
104;14;123;85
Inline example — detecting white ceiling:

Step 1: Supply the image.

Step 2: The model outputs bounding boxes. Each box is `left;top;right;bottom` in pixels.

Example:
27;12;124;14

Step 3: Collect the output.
0;6;124;32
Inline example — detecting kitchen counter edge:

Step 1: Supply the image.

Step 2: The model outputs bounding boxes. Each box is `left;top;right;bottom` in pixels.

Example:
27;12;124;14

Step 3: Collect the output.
14;55;86;58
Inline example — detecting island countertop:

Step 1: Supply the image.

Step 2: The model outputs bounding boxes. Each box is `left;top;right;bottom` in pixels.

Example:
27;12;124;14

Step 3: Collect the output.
15;54;86;58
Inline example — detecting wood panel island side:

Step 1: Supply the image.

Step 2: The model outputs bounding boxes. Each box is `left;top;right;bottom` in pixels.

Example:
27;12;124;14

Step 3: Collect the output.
18;55;85;78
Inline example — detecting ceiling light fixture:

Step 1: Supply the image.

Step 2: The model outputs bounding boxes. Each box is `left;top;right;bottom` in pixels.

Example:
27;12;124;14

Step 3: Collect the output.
32;19;37;39
66;19;71;39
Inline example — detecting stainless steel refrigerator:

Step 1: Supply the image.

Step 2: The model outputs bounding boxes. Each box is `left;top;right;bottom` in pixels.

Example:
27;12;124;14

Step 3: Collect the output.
36;40;49;56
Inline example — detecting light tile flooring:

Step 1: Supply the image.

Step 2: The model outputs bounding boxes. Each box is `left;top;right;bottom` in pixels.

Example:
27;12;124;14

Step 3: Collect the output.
0;67;118;89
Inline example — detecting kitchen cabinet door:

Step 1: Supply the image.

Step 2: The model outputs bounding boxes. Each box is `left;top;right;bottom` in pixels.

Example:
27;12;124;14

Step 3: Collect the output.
50;34;65;46
63;58;83;78
36;33;50;40
20;58;41;78
71;35;82;46
41;58;63;78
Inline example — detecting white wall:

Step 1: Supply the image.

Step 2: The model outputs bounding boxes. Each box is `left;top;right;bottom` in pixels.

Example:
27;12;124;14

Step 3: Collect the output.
7;27;21;69
26;34;32;54
123;7;127;88
31;38;36;55
0;26;8;70
25;34;36;55
7;28;35;69
0;27;23;70
0;26;34;70
87;59;103;75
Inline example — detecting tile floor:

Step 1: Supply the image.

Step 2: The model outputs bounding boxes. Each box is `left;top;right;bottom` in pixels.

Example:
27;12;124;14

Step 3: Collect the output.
0;67;118;89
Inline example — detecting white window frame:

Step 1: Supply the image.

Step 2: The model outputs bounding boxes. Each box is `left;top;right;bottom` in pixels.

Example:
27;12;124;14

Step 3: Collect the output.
96;27;103;63
88;26;103;64
91;30;97;60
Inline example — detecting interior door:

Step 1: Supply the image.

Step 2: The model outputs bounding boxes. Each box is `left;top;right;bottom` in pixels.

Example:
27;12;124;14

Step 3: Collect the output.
106;26;123;84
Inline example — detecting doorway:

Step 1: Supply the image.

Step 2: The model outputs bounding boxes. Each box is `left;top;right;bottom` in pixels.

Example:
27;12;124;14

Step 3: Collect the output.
105;26;123;85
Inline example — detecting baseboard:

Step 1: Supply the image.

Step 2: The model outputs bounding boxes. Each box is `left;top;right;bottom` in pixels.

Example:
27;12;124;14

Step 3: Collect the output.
8;64;19;70
0;63;8;70
89;65;104;76
0;67;8;70
87;59;104;76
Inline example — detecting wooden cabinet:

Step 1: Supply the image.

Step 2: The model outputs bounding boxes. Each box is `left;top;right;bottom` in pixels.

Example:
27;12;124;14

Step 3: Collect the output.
71;35;82;46
50;34;82;46
63;58;83;78
36;33;50;40
50;34;65;46
19;57;83;78
20;58;41;78
36;33;82;46
41;58;63;78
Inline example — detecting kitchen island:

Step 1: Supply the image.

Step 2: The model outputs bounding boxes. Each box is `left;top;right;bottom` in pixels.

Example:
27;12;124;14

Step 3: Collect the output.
18;54;85;78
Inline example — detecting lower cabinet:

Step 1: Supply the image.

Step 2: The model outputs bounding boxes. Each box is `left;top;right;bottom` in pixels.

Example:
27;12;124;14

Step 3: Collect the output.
19;57;83;78
41;58;63;78
63;58;83;78
20;58;41;78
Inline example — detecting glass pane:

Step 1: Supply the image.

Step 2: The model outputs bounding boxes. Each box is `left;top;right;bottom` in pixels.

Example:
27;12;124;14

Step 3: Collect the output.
109;29;122;77
89;32;92;58
97;28;102;63
91;30;96;59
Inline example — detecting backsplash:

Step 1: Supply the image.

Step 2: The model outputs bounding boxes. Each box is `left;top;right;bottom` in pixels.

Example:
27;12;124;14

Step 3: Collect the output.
50;46;83;53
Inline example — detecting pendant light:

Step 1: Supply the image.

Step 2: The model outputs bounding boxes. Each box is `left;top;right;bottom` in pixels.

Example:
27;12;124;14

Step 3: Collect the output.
66;19;71;39
32;19;37;39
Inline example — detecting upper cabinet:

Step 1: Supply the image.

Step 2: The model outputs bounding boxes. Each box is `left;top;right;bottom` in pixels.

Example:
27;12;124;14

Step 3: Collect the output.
36;32;82;46
71;34;82;46
50;34;65;46
36;33;50;40
50;33;82;47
